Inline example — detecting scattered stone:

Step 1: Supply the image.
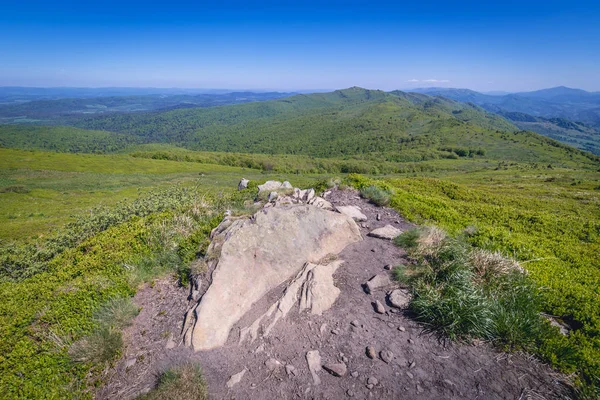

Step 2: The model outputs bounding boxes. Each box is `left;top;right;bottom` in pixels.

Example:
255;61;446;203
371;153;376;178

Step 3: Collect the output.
351;371;359;378
191;290;200;301
365;274;393;294
282;181;293;189
341;356;349;363
238;178;249;191
306;188;316;202
376;213;381;221
226;368;247;388
346;389;355;397
254;343;265;354
319;323;328;335
367;377;379;385
258;180;283;194
285;364;297;376
268;191;279;202
265;358;282;371
165;337;176;349
380;349;394;364
383;264;392;270
351;320;360;327
374;300;386;314
368;225;402;240
125;358;136;369
444;379;455;387
366;346;377;359
371;248;376;252
408;338;414;344
406;371;414;379
409;360;416;369
331;329;340;335
387;322;395;329
416;384;424;394
366;384;374;390
323;362;347;377
398;326;406;332
335;205;368;222
306;350;322;385
388;289;411;309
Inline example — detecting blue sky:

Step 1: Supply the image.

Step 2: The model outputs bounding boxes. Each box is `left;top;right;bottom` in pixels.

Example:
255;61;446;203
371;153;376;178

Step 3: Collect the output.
1;0;599;91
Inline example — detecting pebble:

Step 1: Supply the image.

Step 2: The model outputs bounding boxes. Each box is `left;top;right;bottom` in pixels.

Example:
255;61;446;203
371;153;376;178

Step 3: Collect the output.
323;362;347;377
371;248;376;252
351;371;359;378
387;322;395;328
416;384;424;393
351;319;360;327
366;384;374;390
409;360;416;369
285;364;297;376
398;326;406;332
380;349;394;363
265;358;282;371
384;264;392;270
376;213;381;221
408;338;414;344
374;300;386;314
347;389;355;397
406;371;414;379
366;346;377;359
341;356;349;363
331;329;340;335
367;377;379;385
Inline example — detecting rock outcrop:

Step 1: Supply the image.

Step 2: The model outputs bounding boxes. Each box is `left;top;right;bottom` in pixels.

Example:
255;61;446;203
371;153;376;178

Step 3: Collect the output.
190;204;362;351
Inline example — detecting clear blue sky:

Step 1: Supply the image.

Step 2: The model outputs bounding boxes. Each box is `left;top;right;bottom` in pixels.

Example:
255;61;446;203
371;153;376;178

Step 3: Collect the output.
1;0;599;92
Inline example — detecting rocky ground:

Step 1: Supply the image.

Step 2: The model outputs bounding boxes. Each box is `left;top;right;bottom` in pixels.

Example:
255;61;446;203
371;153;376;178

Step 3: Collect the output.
97;187;573;400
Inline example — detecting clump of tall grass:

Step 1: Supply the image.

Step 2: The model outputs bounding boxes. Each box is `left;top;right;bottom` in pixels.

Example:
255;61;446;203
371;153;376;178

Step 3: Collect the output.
360;185;393;206
393;227;552;348
69;297;139;364
140;362;208;400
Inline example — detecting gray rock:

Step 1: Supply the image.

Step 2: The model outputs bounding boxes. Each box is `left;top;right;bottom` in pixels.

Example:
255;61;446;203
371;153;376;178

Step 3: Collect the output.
125;358;136;368
366;346;377;359
192;205;361;351
351;319;360;327
285;364;297;376
258;180;283;194
406;371;414;379
308;196;334;210
282;181;293;189
347;389;355;397
351;371;359;378
323;362;347;377
268;191;279;202
368;225;402;240
374;300;386;314
384;264;392;270
335;205;368;222
165;337;176;349
416;384;424;393
331;329;340;335
265;357;282;371
389;289;411;309
380;349;393;363
398;326;406;332
341;356;349;363
306;350;322;385
306;188;316;202
376;213;381;221
226;368;247;388
367;377;379;385
238;178;249;191
366;384;374;390
365;274;392;294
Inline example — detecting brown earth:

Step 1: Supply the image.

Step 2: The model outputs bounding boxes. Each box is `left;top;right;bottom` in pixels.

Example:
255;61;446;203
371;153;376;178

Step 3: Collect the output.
96;188;573;400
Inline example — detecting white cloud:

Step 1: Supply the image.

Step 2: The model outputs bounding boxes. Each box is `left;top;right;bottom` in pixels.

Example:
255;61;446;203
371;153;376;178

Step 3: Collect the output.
406;79;420;82
423;79;450;83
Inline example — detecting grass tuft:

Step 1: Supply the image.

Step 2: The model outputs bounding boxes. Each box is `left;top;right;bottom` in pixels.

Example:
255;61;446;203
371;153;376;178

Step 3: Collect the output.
360;185;393;206
140;362;208;400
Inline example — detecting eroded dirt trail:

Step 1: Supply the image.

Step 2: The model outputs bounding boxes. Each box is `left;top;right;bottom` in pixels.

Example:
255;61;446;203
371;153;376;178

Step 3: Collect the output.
97;189;571;400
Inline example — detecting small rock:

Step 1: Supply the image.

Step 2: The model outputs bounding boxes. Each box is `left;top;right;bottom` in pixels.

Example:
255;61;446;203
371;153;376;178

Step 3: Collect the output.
346;389;355;397
254;343;265;354
368;225;402;240
331;329;340;335
366;384;374;390
416;384;424;393
268;191;279;202
367;377;379;385
408;338;414;344
305;188;316;202
335;205;368;222
406;371;414;379
285;364;297;376
351;371;359;378
398;326;406;332
226;368;247;388
444;379;455;387
409;360;416;369
265;358;282;371
371;248;376;252
165;337;176;349
365;274;393;294
282;181;293;189
380;350;393;364
125;358;136;368
389;289;411;309
351;320;360;327
191;290;200;301
323;362;347;377
319;323;328;335
383;264;392;270
366;346;377;359
376;213;381;221
306;350;322;385
341;356;349;363
374;300;386;314
238;178;249;191
387;322;395;328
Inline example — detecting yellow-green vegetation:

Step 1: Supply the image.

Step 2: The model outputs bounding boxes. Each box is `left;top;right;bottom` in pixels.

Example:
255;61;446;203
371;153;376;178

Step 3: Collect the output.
348;168;600;395
139;362;208;400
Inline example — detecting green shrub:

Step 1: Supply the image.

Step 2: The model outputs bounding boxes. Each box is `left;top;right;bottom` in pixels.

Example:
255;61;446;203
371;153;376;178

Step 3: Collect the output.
69;326;123;364
0;185;30;194
360;185;393;206
93;297;139;330
140;363;208;400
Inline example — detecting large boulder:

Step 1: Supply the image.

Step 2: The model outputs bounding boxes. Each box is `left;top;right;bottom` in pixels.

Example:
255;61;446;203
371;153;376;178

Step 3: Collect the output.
258;180;283;194
191;205;362;351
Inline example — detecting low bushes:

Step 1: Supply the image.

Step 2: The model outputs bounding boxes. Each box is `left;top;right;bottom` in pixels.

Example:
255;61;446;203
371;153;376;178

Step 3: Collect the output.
140;363;208;400
360;185;393;206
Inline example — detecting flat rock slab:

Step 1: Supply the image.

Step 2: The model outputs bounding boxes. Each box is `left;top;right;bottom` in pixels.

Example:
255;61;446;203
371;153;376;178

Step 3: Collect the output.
368;225;402;240
335;205;367;222
389;289;411;308
365;273;393;294
192;205;362;351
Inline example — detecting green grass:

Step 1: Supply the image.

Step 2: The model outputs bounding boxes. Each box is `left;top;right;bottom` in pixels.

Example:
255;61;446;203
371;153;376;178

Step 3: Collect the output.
140;362;208;400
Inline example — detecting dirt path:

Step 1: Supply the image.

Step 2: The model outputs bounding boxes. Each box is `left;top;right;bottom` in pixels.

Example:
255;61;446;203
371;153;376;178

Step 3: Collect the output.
97;189;572;400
